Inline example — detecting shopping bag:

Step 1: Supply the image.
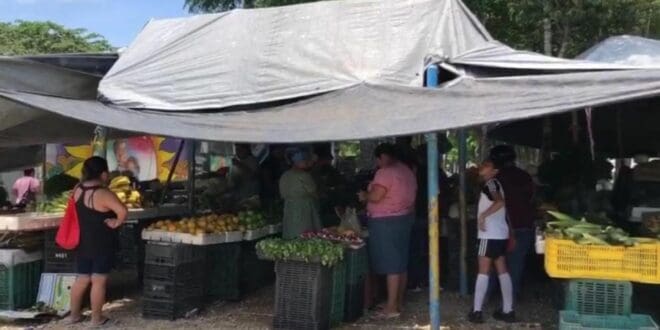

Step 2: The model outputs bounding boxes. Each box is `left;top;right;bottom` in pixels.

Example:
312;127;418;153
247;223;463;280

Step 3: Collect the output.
55;194;80;250
335;207;362;235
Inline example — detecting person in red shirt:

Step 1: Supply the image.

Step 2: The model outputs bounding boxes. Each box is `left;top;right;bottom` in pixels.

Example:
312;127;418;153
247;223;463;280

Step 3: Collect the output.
489;145;536;301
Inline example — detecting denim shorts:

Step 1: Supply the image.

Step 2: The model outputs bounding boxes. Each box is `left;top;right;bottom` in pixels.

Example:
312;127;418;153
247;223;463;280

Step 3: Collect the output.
76;255;114;275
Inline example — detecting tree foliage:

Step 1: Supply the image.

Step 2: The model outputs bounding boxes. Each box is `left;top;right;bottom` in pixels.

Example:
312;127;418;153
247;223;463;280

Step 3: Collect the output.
185;0;659;58
184;0;320;12
463;0;660;57
0;20;113;56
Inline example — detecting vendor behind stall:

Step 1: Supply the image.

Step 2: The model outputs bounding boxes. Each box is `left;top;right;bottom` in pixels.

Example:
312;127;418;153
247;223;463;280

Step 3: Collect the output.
229;144;260;202
311;143;346;227
280;149;321;239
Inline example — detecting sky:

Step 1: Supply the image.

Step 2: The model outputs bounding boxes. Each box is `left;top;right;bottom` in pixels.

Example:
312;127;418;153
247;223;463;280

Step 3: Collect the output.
0;0;190;47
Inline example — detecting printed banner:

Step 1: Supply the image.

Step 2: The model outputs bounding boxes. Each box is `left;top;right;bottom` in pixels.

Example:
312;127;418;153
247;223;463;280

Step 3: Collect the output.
46;136;190;182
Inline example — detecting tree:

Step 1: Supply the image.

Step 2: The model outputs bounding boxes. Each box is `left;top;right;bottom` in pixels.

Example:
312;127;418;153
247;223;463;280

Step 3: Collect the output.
184;0;319;12
462;0;660;58
0;20;113;56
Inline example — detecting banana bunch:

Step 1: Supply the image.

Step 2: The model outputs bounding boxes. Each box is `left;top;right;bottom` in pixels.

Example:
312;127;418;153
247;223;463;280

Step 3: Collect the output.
37;191;70;213
109;176;142;209
545;211;658;246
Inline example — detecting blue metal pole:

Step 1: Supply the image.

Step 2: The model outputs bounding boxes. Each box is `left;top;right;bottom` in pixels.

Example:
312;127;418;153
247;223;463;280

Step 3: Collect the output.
458;129;469;296
425;65;440;330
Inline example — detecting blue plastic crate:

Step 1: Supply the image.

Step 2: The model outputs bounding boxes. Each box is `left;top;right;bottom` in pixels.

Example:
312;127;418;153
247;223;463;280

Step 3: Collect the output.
559;311;659;330
566;279;632;315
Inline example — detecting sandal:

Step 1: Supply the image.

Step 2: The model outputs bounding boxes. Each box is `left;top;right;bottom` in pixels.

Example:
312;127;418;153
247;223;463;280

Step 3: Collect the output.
370;310;401;320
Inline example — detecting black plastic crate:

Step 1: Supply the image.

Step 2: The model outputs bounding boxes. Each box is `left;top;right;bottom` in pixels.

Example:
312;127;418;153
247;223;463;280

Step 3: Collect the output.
142;297;200;320
239;241;274;295
273;316;329;330
44;232;75;264
344;280;364;322
344;247;368;285
144;243;204;267
143;279;203;300
143;262;203;283
44;247;75;264
44;260;76;273
274;261;331;326
205;243;241;302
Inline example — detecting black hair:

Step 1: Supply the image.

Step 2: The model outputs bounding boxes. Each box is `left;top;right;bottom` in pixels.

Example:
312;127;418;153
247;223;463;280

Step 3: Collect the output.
81;156;109;182
489;145;516;168
374;143;399;161
23;168;35;176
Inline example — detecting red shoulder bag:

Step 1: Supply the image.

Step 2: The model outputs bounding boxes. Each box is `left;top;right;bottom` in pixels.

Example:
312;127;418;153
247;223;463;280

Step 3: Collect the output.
55;191;80;250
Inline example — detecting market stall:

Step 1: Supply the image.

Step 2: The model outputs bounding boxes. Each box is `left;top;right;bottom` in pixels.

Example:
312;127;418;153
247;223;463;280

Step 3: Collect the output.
1;0;660;329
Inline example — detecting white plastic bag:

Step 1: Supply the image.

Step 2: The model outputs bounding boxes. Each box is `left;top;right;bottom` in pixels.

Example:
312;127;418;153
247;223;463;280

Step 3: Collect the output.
335;207;362;235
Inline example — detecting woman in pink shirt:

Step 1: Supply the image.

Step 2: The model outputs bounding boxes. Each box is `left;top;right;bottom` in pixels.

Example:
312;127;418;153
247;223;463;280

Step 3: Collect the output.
359;143;417;319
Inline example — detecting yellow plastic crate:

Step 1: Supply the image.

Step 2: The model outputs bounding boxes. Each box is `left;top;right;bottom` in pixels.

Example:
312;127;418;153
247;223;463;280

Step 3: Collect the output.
545;238;660;284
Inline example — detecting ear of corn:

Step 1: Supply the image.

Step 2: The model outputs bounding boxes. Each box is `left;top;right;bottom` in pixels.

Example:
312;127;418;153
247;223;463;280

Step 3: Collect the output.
545;211;659;246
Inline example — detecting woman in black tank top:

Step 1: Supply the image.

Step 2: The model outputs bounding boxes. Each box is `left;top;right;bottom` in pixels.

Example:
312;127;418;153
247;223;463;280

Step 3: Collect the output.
66;157;128;327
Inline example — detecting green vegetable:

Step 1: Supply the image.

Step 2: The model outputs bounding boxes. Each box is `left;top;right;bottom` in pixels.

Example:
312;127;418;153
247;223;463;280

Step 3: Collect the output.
257;237;344;266
546;211;659;247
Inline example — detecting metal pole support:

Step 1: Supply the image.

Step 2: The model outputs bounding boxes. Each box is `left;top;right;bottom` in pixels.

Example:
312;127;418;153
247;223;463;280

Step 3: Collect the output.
425;64;441;330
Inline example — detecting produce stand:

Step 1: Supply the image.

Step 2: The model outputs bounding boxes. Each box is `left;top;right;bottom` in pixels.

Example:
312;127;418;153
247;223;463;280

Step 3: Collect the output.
545;237;660;284
542;210;660;329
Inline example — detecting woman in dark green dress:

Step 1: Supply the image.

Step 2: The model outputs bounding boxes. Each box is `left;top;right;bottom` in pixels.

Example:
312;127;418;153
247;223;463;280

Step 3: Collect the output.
279;150;322;239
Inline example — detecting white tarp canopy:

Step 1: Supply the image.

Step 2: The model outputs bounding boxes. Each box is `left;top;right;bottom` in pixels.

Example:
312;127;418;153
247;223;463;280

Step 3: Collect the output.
98;0;636;111
4;69;660;143
1;0;659;146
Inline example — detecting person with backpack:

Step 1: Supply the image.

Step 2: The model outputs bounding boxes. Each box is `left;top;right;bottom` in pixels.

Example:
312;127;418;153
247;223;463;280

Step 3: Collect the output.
12;168;40;208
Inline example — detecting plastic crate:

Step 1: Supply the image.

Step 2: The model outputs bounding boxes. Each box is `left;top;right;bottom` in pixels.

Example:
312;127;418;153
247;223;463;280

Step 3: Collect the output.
545;238;660;284
0;258;43;310
142;297;200;320
344;247;368;285
344;280;365;322
144;242;204;267
559;310;659;330
240;241;274;295
330;262;346;326
143;279;203;300
143;262;203;282
273;316;328;330
205;243;241;302
565;279;632;316
274;261;331;327
43;235;75;264
43;260;76;274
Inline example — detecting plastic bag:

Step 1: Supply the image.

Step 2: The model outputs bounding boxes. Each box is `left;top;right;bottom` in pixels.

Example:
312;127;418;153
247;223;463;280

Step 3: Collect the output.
335;207;361;235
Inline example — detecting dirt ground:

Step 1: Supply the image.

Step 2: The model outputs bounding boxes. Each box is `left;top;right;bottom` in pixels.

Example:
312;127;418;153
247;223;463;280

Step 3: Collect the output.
1;277;557;330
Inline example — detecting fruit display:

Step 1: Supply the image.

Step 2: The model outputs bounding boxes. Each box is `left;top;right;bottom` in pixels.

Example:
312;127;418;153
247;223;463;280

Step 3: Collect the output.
238;210;267;230
256;237;344;266
545;211;659;246
109;176;143;209
37;191;70;213
146;213;241;235
301;228;364;249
